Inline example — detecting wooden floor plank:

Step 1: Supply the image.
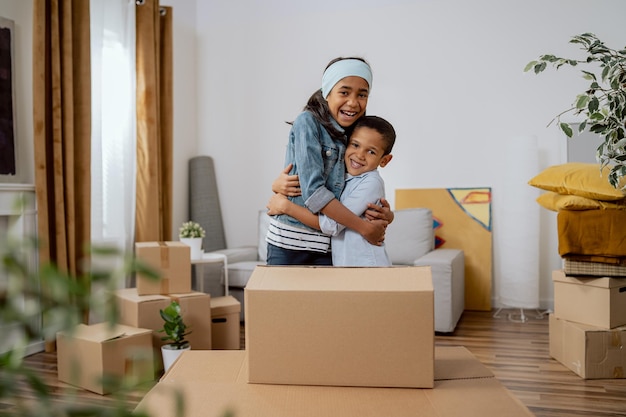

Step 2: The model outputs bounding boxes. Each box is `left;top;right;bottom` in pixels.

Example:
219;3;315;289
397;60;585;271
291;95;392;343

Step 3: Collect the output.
6;309;626;416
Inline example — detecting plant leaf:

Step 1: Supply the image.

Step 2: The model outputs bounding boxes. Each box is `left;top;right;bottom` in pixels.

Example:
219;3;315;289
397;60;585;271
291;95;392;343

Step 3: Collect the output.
524;61;537;72
559;123;573;137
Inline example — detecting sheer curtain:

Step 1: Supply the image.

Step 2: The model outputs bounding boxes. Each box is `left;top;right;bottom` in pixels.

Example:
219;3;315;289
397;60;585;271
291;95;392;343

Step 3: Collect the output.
90;0;136;289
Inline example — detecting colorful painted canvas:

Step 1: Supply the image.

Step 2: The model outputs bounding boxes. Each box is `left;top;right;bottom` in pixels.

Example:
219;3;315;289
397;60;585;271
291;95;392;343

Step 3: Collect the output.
396;188;492;311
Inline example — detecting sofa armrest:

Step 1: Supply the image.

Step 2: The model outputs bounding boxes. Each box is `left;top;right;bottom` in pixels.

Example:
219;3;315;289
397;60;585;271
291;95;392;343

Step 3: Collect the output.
209;246;258;264
414;248;465;333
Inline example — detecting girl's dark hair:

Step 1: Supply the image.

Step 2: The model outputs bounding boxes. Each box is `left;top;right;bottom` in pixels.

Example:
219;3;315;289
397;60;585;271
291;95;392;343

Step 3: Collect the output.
352;115;396;155
288;56;371;141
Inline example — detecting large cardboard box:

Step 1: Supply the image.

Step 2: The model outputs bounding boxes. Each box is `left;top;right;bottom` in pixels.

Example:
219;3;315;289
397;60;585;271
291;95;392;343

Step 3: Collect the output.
553;269;626;328
135;348;533;417
549;314;626;379
57;322;154;395
115;288;172;349
245;265;434;388
170;291;212;350
210;295;241;350
135;241;191;295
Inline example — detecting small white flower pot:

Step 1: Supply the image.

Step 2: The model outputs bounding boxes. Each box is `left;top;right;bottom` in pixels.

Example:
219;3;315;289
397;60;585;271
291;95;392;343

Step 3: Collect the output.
161;343;191;372
180;237;203;260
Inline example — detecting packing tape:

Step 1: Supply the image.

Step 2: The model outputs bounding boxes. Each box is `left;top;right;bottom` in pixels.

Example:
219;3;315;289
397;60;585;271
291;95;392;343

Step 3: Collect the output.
160;278;170;294
610;331;622;348
158;241;170;268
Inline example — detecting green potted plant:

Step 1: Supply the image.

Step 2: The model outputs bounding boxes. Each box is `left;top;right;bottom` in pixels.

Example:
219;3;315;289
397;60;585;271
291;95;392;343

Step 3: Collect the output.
525;32;626;190
158;301;192;372
178;221;206;259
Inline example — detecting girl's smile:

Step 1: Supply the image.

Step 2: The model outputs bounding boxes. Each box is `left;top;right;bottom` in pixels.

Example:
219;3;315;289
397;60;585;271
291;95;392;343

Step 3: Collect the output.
326;76;369;128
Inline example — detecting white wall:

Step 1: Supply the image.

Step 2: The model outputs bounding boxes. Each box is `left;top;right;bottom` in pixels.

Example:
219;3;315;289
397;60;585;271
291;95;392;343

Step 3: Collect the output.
6;0;625;309
182;0;626;309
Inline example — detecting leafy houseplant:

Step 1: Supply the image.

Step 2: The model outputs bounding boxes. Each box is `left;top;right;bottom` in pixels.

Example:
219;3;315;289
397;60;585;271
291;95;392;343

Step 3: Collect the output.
158;301;191;350
525;32;626;190
178;221;206;239
158;301;191;373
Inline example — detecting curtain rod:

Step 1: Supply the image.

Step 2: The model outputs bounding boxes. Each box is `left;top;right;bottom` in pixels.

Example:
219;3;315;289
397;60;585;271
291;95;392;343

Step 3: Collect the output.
135;0;168;16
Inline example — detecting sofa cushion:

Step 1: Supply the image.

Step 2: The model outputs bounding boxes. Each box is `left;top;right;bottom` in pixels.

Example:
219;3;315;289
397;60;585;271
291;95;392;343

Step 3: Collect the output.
229;261;264;288
385;208;434;265
536;191;626;211
528;162;626;201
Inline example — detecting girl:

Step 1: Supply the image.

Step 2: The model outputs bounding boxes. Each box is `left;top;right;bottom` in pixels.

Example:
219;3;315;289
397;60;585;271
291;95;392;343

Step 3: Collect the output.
266;57;391;266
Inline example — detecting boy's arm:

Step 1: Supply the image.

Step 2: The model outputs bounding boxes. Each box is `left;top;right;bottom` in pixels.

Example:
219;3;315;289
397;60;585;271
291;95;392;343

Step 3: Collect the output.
272;163;302;197
266;193;320;230
321;174;388;245
320;199;386;246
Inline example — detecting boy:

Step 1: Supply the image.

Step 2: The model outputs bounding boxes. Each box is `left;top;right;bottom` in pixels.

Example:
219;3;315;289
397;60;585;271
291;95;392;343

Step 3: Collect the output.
266;115;395;266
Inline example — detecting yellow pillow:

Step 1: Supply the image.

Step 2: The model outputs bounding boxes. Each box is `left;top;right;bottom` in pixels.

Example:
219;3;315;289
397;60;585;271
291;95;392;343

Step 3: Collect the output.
528;162;626;201
536;191;626;211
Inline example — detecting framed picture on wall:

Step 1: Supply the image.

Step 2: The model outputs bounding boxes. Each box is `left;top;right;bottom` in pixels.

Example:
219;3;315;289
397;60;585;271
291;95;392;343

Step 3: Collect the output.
0;17;19;183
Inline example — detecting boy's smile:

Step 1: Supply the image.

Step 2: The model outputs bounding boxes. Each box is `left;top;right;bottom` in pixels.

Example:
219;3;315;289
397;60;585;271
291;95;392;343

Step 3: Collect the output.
344;126;392;176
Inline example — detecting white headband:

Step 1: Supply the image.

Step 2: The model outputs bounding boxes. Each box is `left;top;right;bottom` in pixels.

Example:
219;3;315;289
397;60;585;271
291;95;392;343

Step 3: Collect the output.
321;59;373;99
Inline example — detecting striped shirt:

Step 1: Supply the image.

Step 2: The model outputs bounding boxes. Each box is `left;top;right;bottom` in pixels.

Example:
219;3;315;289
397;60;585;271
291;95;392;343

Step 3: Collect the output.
266;217;331;253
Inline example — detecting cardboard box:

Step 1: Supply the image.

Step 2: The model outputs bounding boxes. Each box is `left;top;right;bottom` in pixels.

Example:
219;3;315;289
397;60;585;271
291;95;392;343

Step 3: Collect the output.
135;241;191;295
549;314;626;379
135;348;533;417
115;288;172;350
210;295;241;350
57;322;154;395
245;265;434;388
170;291;212;350
553;269;626;328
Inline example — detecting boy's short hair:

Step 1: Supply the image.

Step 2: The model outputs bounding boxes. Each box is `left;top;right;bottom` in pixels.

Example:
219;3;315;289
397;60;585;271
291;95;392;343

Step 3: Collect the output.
353;116;396;155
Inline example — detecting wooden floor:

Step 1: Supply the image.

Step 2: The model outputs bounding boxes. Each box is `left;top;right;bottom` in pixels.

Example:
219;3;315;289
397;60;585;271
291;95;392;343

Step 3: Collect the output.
8;309;626;416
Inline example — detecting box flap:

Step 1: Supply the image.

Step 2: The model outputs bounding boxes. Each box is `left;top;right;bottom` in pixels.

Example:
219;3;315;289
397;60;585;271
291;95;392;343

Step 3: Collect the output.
160;350;247;383
170;291;209;300
211;295;241;315
137;349;532;417
161;348;493;384
247;265;433;292
61;322;151;343
553;269;626;289
434;346;493;380
115;287;172;303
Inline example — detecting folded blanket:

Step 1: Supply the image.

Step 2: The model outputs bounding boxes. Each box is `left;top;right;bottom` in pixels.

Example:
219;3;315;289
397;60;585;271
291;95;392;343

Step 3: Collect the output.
557;209;626;262
564;259;626;276
564;254;626;266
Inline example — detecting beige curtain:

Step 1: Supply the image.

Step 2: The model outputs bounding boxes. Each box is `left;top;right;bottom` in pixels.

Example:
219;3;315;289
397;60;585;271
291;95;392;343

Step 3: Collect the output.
33;0;92;348
135;1;173;242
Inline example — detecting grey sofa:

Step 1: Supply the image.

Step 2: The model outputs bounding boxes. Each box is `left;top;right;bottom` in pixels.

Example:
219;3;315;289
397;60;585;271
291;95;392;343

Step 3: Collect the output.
223;208;465;332
384;208;465;333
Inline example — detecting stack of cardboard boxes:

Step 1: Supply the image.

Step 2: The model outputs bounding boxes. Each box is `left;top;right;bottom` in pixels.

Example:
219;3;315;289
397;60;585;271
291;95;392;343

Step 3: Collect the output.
549;269;626;378
135;265;534;416
56;241;241;394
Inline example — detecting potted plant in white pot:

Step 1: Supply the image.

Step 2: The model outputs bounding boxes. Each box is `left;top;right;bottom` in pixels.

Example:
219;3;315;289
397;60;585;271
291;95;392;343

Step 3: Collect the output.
525;32;626;190
158;301;192;372
179;220;205;260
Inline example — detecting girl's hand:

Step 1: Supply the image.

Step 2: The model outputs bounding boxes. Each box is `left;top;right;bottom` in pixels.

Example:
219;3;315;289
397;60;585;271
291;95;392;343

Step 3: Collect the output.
272;163;301;197
364;198;394;224
266;193;291;216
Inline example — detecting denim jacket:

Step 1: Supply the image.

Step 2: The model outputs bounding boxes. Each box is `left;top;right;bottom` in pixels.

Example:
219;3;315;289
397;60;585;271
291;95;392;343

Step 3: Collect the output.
274;111;347;232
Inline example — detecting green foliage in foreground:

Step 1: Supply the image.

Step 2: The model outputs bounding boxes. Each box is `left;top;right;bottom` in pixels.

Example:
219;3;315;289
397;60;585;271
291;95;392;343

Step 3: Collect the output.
0;235;174;417
526;33;626;189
